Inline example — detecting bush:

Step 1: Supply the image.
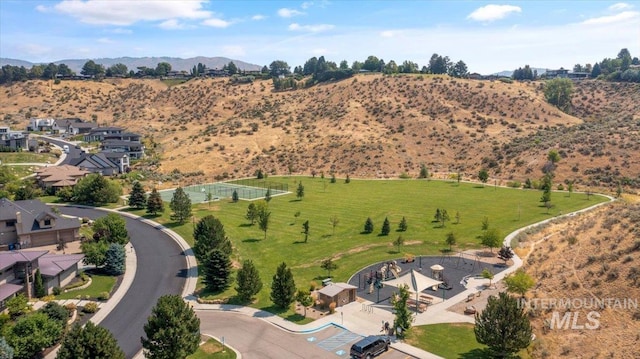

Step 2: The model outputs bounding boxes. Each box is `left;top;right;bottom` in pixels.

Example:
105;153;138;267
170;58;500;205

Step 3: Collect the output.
42;295;56;302
309;281;318;291
82;302;99;313
53;286;62;295
98;292;110;301
65;303;77;316
507;181;522;188
329;302;336;314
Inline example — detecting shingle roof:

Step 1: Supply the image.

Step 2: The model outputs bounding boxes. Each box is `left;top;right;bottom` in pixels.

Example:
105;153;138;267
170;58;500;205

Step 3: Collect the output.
0;250;48;270
0;198;81;235
318;282;357;297
0;283;23;302
38;253;84;277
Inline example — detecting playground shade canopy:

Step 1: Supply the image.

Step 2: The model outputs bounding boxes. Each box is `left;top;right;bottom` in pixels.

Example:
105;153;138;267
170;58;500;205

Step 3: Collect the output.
384;269;442;294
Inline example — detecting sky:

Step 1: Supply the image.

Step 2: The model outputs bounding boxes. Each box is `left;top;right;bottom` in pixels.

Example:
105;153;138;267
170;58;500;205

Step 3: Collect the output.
1;0;639;74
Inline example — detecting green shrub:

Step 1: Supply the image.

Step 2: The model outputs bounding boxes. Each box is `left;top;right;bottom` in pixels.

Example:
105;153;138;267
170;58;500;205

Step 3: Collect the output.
82;302;99;313
399;172;411;179
507;181;522;188
98;292;110;301
53;287;61;295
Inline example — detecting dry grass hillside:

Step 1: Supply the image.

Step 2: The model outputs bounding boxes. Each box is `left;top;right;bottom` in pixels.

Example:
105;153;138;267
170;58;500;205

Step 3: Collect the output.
513;200;640;358
1;75;638;192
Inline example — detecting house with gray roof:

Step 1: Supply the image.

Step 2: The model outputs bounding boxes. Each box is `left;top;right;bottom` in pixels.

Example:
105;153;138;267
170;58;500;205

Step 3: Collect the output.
70;152;129;175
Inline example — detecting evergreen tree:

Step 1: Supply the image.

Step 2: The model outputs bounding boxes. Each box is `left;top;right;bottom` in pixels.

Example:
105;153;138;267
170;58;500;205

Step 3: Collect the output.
128;181;147;209
393;235;404;253
478;169;489;186
302;220;310;243
202;249;232;292
0;337;14;359
296;182;304;200
169;187;192;224
57;322;125;359
146;188;164;215
141;295;200;359
40;302;68;327
232;190;239;202
419;164;429;179
264;188;272;203
392;284;413;338
381;217;391;235
103;243;126;275
235;259;262;302
445;232;457;251
270;262;296;309
498;246;514;265
345;174;350;183
34;268;45;298
246;202;258;225
475;292;532;358
398;216;408;232
330;173;336;183
193;215;231;263
363;217;374;233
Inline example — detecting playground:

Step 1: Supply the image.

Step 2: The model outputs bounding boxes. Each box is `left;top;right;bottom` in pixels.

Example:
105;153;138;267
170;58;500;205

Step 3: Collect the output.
158;178;289;203
347;251;508;311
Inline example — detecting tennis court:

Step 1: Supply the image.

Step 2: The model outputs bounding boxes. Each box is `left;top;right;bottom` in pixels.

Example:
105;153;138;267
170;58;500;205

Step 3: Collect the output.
158;179;289;203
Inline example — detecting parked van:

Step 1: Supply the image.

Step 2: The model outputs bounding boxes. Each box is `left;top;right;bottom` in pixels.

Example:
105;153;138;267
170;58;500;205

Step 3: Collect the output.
62;145;69;153
350;335;389;359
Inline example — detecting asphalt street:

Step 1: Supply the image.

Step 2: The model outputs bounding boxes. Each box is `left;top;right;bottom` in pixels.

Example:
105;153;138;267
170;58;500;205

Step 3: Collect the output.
40;137;83;164
59;207;188;359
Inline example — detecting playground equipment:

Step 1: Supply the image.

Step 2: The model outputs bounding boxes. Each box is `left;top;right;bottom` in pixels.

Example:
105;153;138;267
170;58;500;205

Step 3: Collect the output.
380;261;402;280
440;251;481;272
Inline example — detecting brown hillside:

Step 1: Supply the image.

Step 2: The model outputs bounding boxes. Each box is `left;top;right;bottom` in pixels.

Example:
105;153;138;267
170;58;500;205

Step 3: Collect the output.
1;75;638;192
513;200;640;358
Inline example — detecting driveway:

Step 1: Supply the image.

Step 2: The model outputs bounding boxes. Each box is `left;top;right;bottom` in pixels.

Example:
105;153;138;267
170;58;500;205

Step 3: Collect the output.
59;207;188;359
197;310;414;359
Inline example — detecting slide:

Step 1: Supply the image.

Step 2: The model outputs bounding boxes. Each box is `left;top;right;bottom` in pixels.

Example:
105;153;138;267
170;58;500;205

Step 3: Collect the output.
390;265;401;279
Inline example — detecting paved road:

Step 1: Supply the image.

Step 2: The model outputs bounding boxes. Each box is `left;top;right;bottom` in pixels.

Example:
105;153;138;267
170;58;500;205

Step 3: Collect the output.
38;136;83;164
197;310;414;359
59;207;188;359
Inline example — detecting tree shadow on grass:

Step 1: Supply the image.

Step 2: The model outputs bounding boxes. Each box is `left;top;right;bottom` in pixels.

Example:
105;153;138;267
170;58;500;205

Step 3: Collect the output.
292;240;307;244
242;238;261;243
459;349;521;359
239;223;253;228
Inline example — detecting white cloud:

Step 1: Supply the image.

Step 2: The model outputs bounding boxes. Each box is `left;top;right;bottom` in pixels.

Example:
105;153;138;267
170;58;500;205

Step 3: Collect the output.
301;2;313;9
158;19;185;30
288;23;334;32
380;30;401;38
581;11;639;25
54;0;211;25
97;37;113;44
221;45;246;57
35;5;50;13
110;28;133;35
311;48;327;55
19;43;52;56
609;3;633;11
252;14;266;20
278;8;304;18
467;4;522;22
202;18;232;28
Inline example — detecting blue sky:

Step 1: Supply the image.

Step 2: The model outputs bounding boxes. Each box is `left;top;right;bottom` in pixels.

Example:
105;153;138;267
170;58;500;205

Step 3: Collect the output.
1;1;638;74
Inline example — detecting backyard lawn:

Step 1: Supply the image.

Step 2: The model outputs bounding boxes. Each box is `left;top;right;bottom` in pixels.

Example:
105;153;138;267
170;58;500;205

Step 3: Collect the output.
127;177;607;317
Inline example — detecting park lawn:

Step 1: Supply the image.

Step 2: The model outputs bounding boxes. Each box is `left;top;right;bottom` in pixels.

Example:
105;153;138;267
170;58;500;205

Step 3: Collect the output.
405;323;485;358
0;152;57;164
56;272;117;300
126;177;607;317
187;338;236;359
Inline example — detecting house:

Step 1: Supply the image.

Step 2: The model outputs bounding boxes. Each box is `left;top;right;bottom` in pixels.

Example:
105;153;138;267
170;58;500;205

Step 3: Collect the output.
35;165;90;192
67;121;98;135
0;250;84;308
52;118;98;135
468;73;483;80
0;198;81;250
317;282;357;308
27;118;55;132
101;139;144;160
83;127;124;142
0;127;29;151
203;68;229;77
545;68;570;79
70;152;129;175
568;71;590;79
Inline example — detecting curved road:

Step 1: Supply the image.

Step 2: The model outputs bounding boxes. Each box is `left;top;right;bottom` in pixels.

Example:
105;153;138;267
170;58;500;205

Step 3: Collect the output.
60;207;188;358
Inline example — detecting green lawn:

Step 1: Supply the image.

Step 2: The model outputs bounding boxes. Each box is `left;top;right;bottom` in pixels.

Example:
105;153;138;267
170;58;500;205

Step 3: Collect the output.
3;165;43;178
405;323;485;358
0;152;57;163
56;272;117;300
187;338;236;359
125;177;607;317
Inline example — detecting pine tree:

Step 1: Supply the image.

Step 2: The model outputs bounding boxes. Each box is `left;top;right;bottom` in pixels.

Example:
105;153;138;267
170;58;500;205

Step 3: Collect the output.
419;164;429;179
398;216;408;232
142;295;200;359
264;188;272;203
296;182;304;200
475;292;532;357
302;220;310;243
235;259;262;302
270;262;296;309
128;181;147;209
103;243;126;275
202;249;232;292
193;215;231;263
381;217;391;235
363;217;374;233
57;322;125;359
246;203;258;225
146;188;164;215
392;284;413;338
232;190;239;202
0;337;14;359
169;187;192;224
34;268;45;298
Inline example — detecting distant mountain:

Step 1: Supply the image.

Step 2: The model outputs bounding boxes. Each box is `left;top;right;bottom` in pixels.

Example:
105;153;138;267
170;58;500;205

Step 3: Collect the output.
0;56;262;74
491;67;549;77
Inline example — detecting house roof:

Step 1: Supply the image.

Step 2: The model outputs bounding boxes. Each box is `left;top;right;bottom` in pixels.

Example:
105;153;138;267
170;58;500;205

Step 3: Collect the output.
69;122;97;129
38;253;84;277
102;139;143;147
0;250;48;271
88;126;123;134
36;165;89;179
0;198;81;236
318;282;357;297
0;283;23;302
70;152;118;170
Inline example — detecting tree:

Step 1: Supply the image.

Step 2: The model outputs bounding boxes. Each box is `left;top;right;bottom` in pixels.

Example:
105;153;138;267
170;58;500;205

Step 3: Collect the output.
226;61;238;75
475;292;532;358
504;270;535;298
393;235;404;253
320;259;337;277
363;217;374;233
428;53;450;74
398;216;408;232
6;294;30;319
170;187;192;224
270;262;296;309
258;205;271;240
231;190;239;202
104;243;126;275
392;284;413;338
146;188;164;215
34;269;45;298
544;78;574;113
73;174;122;205
57;322;125;359
13;184;37;201
269;60;290;77
380;217;391;236
106;63;128;77
445;232;456;251
480;228;501;253
439;209;450;227
81;60;105;78
591;62;602;77
296;182;304;200
0;337;14;359
296;290;314;317
141;294;200;359
40;302;68;327
449;60;469;78
567;180;574;197
128;181;147;209
497;246;514;265
302;220;309;243
478;169;489;186
7;312;62;359
481;216;490;230
154;62;171;76
246;202;258;224
362;55;381;72
329;215;339;235
193;215;231;263
81;240;109;267
481;268;494;287
235;259;262;302
202;249;232;292
330;173;336;183
419;164;429;179
345;174;350;183
264;188;271;202
93;213;129;245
